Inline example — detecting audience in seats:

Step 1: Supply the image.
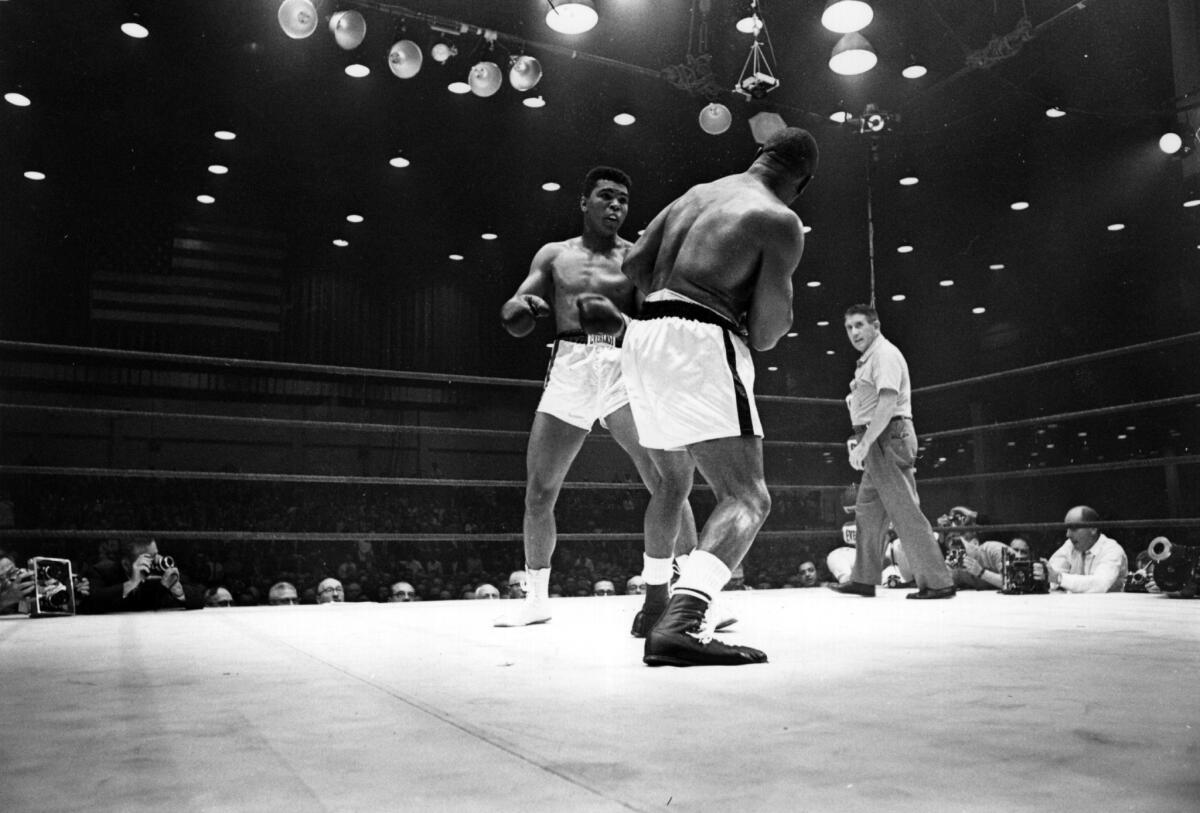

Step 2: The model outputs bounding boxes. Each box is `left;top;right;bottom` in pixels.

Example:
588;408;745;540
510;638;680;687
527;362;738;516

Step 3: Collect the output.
316;577;344;604
205;586;234;607
269;581;299;605
389;581;416;602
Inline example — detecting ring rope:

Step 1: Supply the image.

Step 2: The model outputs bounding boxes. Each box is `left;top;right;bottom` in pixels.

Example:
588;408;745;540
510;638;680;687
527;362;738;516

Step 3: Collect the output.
0;520;1193;543
912;330;1200;396
0;465;853;492
0;340;845;408
0;403;846;450
919;454;1200;486
917;393;1200;441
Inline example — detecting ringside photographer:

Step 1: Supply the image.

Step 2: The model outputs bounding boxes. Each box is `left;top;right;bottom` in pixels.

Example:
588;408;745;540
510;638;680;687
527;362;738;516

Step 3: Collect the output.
78;538;204;613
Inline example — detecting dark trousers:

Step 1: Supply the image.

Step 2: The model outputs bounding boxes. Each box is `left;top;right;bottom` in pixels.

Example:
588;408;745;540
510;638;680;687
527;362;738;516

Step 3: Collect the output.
851;418;953;590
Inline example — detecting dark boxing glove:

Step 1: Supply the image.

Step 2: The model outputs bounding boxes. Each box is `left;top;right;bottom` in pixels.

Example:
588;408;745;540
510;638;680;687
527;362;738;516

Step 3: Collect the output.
501;295;549;337
576;293;625;335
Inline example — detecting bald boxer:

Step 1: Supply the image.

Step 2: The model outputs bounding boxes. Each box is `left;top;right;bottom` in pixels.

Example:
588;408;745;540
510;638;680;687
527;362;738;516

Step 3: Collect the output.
620;126;818;666
495;166;699;629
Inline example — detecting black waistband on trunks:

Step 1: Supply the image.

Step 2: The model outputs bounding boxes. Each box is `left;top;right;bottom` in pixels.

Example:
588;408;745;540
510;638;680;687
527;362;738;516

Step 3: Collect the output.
556;330;621;348
852;415;911;433
638;300;743;334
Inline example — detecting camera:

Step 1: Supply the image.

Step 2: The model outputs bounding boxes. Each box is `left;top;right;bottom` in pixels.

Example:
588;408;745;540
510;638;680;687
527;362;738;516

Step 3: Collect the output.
945;547;966;569
1147;538;1199;597
145;554;175;579
28;557;77;617
1001;549;1049;595
1124;569;1151;593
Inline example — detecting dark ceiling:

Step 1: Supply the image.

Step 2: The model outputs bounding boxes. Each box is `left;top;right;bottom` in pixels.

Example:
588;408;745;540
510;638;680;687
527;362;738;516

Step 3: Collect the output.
1;0;1198;400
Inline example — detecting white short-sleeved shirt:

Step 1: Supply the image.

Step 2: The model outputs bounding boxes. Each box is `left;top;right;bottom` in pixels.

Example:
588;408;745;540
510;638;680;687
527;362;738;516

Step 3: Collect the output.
847;334;912;427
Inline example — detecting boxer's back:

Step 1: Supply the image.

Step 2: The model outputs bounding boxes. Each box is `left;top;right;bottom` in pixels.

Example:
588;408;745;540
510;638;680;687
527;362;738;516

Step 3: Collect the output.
648;174;794;325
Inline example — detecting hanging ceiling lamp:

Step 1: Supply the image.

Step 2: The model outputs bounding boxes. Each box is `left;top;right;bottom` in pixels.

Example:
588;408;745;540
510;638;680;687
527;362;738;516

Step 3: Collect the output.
277;0;318;39
329;10;367;50
821;0;873;34
829;32;877;75
388;40;423;79
698;103;732;135
546;1;598;35
509;55;543;91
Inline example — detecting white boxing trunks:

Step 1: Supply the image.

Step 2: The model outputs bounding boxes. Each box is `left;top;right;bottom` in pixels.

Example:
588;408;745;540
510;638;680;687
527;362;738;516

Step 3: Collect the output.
536;331;629;431
621;290;763;450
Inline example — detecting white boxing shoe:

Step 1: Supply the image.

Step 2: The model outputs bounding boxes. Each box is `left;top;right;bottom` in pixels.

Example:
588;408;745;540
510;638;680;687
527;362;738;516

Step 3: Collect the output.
493;598;551;627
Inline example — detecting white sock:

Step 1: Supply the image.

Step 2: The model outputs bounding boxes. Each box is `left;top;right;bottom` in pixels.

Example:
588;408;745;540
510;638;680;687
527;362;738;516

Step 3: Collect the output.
527;567;551;602
643;554;673;586
673;551;730;604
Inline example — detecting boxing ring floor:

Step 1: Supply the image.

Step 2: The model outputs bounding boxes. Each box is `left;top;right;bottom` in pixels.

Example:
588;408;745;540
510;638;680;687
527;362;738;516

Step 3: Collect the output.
1;590;1196;813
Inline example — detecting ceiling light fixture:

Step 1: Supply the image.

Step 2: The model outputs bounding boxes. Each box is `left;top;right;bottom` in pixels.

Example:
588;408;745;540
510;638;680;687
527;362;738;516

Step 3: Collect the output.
389;156;411;168
542;181;561;191
898;175;919;186
448;253;464;261
891;294;906;301
430;42;458;64
545;1;598;35
468;61;503;97
5;92;31;107
1107;223;1125;231
897;244;913;254
901;60;927;79
971;306;986;314
344;64;370;78
388;40;423;79
278;0;318;39
347;214;364;223
448;81;471;94
24;170;46;181
333;239;349;247
1045;106;1066;118
1159;132;1183;154
213;130;236;141
989;263;1005;270
829;110;851;123
196;194;215;204
613;112;636;126
806;281;821;288
1010;200;1030;210
523;96;547;108
509;55;543;91
207;165;228;175
121;14;149;39
829;32;877;76
939;279;954;287
481;233;498;240
735;4;780;99
821;0;873;34
329;10;367;50
699;103;732;135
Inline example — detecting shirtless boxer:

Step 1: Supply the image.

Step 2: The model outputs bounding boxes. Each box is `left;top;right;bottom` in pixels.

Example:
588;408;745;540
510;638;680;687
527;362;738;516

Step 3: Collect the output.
494;166;699;628
618;127;818;665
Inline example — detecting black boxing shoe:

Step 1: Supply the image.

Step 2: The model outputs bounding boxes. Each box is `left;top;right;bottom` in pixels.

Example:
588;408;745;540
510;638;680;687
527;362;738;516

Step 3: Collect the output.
827;581;876;597
643;594;767;667
906;585;956;600
630;583;669;638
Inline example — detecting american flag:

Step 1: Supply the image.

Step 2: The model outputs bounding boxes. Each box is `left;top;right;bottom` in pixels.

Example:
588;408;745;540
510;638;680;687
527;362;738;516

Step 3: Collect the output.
90;221;285;333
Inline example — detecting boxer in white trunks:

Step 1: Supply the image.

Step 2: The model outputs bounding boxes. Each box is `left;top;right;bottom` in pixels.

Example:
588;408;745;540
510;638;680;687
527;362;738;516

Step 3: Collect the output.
495;166;700;629
616;127;819;666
